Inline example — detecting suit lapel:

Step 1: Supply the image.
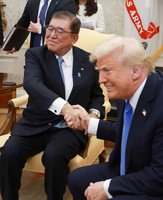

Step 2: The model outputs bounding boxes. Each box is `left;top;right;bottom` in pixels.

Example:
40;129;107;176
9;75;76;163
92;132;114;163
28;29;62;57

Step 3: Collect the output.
125;73;157;171
45;48;65;98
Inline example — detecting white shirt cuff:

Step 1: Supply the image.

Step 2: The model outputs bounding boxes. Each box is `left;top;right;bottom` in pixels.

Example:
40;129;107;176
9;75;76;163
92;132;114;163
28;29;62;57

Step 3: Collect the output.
103;179;113;199
38;26;42;34
48;97;67;115
87;118;99;135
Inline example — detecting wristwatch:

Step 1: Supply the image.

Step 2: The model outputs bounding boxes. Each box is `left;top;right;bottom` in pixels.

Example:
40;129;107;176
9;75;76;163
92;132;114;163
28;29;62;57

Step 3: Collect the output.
89;109;100;118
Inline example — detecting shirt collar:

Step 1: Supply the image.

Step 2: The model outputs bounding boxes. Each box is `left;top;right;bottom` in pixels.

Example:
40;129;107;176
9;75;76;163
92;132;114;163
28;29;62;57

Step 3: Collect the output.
129;77;147;113
56;48;73;67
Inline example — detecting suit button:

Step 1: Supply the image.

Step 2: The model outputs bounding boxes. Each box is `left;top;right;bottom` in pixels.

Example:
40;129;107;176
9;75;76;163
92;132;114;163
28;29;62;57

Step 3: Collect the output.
48;123;52;126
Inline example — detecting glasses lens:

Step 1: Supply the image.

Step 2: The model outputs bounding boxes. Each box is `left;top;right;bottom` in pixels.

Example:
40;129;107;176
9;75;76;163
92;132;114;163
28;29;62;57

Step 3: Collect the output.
56;28;64;34
46;26;53;33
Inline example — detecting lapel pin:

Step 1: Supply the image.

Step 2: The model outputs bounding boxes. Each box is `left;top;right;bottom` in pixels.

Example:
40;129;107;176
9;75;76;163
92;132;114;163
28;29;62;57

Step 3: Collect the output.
81;68;84;71
142;109;146;116
78;72;81;77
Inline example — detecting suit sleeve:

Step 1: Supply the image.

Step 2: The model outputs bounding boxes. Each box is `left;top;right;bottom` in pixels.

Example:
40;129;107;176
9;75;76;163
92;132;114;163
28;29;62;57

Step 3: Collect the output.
17;0;34;28
87;65;105;119
23;48;60;110
109;112;163;197
97;119;117;142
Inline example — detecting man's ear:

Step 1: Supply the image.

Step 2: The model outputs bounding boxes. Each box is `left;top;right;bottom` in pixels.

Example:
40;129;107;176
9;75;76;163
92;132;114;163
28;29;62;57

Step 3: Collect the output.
132;65;142;80
72;34;79;45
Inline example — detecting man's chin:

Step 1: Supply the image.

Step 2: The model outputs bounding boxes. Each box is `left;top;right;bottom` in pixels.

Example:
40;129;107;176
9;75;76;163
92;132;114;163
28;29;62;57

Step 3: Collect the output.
107;93;117;100
47;45;57;53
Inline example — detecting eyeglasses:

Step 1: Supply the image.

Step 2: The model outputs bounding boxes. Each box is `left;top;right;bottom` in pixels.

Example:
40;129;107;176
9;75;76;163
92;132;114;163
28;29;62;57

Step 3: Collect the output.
45;25;75;36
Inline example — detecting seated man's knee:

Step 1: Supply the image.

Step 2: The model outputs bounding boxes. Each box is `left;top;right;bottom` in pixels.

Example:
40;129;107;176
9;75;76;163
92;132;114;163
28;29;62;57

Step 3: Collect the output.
68;168;81;189
0;141;25;165
42;149;67;167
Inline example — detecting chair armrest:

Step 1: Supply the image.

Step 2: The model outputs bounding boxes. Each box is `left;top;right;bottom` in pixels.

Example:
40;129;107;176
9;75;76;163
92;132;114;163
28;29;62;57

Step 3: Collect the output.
0;100;16;136
0;94;29;136
11;94;29;107
69;136;104;171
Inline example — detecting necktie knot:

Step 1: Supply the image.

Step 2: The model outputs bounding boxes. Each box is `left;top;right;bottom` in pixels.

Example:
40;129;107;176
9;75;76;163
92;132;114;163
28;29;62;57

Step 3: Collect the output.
57;57;65;84
125;101;132;113
57;57;64;66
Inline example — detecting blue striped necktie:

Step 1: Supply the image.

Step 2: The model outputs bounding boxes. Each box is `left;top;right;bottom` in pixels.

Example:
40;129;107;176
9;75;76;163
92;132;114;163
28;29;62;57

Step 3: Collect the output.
57;57;65;84
120;101;133;175
33;0;49;47
54;57;67;129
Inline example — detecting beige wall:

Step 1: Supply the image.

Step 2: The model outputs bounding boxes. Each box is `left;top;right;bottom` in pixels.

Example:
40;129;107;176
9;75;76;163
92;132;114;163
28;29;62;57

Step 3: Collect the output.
98;0;125;35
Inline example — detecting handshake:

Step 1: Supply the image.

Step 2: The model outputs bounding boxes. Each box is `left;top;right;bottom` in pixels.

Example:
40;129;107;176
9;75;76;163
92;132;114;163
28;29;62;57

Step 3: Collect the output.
61;103;99;136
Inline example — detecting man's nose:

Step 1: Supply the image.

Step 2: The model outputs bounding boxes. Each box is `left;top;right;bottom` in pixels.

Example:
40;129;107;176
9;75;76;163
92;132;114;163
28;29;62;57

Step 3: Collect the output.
99;71;107;84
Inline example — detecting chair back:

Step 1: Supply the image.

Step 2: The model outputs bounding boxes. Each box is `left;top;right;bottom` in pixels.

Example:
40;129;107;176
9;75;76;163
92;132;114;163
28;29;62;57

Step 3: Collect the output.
75;28;115;53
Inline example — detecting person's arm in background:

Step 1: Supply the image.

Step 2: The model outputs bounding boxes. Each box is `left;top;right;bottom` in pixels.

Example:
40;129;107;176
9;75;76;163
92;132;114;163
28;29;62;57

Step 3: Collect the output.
5;0;32;54
0;11;4;53
28;0;77;41
16;0;33;28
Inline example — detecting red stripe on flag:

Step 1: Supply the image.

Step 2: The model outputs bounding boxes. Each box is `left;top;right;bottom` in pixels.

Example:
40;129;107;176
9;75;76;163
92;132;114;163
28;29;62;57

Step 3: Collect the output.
126;0;159;40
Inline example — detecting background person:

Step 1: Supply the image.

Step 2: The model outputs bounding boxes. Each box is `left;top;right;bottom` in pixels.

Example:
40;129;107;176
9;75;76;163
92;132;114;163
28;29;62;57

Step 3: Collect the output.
6;0;76;54
66;36;163;200
0;11;105;200
75;0;105;33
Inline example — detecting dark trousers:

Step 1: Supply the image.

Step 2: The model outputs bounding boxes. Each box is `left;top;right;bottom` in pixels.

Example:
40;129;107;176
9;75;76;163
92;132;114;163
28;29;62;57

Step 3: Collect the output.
68;163;161;200
0;128;82;200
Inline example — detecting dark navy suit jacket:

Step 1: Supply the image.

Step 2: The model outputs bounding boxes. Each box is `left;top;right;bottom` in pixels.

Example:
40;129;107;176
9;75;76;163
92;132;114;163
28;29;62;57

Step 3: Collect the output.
12;45;105;150
17;0;76;47
97;71;163;198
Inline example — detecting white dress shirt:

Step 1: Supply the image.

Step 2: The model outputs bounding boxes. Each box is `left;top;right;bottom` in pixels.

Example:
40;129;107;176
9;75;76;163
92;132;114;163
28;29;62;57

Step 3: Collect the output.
48;49;74;115
88;78;147;198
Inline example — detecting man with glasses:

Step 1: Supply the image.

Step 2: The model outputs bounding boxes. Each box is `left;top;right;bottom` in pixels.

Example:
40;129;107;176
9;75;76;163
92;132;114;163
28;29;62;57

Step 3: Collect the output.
0;11;105;200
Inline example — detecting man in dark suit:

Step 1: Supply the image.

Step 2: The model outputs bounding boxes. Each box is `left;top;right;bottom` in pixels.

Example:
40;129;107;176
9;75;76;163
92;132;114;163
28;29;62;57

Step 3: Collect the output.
66;36;163;200
0;11;105;200
13;0;76;49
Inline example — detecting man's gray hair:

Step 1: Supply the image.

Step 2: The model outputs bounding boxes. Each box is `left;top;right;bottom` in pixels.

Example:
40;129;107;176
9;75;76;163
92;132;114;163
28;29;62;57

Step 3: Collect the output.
90;36;155;74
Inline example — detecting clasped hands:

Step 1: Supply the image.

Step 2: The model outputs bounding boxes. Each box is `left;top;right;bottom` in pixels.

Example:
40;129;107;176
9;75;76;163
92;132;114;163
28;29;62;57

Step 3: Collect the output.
62;104;92;135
